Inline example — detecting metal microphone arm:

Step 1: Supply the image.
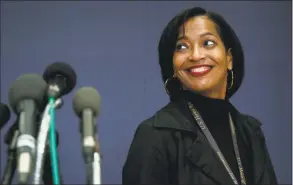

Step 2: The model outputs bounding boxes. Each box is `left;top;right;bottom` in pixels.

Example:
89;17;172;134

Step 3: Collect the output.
81;111;100;185
92;141;102;185
85;138;102;185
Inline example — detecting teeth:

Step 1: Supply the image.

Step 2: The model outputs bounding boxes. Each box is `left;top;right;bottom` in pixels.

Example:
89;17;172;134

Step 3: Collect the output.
190;66;211;73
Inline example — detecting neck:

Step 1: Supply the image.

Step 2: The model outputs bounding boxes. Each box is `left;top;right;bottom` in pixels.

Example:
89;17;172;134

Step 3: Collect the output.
178;90;230;124
172;90;230;130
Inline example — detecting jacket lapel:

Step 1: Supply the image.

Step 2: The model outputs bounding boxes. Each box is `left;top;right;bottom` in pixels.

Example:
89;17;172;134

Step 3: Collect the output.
154;102;266;185
185;129;235;184
154;103;235;184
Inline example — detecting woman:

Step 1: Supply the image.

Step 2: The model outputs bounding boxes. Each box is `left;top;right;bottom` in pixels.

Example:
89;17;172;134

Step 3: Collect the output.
122;7;277;185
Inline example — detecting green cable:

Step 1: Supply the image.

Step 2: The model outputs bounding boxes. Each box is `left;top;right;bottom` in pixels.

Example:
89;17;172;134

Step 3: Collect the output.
49;97;60;185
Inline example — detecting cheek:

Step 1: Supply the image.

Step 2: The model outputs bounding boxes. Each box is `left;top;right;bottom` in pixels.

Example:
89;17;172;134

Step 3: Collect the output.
173;54;186;70
210;51;229;68
211;60;229;82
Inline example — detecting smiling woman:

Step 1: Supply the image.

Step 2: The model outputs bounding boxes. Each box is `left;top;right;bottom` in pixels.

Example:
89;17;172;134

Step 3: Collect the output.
122;7;278;185
173;16;233;99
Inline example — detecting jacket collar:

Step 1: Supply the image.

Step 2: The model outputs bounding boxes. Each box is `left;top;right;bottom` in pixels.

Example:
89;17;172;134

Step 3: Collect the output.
153;102;265;185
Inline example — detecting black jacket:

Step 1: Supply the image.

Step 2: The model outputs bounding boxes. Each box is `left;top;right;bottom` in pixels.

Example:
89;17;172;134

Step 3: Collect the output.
122;102;278;184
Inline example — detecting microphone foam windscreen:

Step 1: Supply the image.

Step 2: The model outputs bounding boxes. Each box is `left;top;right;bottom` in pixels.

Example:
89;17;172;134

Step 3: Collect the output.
43;62;77;95
72;87;101;117
8;74;48;113
0;103;11;129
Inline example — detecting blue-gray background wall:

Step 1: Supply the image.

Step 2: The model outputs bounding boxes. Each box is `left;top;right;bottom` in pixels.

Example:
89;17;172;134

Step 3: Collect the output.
0;1;291;184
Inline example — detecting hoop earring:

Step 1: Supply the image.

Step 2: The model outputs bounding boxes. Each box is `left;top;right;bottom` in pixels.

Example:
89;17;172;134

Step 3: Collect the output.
228;69;234;90
164;77;173;96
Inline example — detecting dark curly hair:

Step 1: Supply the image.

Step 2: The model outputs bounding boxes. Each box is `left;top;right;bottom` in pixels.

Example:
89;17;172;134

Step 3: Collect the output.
158;7;244;99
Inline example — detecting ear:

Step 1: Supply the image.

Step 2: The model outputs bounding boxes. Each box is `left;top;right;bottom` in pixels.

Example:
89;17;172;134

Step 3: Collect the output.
227;48;233;70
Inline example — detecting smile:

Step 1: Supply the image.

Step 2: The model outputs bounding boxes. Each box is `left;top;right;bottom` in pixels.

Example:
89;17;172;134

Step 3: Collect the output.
187;65;213;77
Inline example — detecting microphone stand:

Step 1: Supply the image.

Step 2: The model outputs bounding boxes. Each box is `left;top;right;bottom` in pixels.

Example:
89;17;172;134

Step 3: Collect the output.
1;126;19;185
92;147;101;184
85;140;102;185
85;160;93;185
32;98;63;185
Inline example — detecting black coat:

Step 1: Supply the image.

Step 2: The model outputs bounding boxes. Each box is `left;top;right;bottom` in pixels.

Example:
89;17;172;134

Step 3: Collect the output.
122;102;278;184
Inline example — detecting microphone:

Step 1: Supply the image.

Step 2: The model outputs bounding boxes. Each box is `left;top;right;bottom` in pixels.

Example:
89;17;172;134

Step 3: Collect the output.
0;103;11;129
0;106;14;185
8;73;47;184
43;62;77;98
42;62;76;185
72;86;101;184
1;121;61;185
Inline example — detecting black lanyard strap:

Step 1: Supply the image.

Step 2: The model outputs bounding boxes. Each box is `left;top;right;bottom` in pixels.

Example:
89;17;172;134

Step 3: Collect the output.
187;101;246;185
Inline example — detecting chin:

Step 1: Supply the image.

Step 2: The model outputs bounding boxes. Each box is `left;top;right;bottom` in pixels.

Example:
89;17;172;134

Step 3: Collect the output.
189;84;214;92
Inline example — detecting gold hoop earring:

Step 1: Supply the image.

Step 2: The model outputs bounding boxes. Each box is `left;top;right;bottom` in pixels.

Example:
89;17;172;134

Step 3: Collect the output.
228;69;234;90
164;73;178;95
164;77;173;96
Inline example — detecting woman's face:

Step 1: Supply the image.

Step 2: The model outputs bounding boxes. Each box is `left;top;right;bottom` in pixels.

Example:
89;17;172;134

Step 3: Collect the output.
173;16;232;99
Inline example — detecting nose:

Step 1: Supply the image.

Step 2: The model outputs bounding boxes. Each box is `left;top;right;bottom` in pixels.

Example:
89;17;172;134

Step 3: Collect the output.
188;46;205;62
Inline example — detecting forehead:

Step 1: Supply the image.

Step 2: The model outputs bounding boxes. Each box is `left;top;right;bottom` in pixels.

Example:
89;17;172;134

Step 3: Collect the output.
178;16;218;37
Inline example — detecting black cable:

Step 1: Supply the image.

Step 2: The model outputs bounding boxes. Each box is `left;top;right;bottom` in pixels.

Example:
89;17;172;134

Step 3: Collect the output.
1;128;19;185
1;152;17;185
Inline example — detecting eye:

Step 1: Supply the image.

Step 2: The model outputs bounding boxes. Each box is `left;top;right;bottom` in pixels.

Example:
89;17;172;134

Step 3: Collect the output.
175;43;188;51
203;40;216;47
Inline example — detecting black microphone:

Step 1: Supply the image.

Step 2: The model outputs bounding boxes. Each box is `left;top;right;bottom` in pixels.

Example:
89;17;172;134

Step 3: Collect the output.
8;73;47;184
43;62;77;98
0;103;11;129
72;86;101;184
1;120;61;185
41;62;76;185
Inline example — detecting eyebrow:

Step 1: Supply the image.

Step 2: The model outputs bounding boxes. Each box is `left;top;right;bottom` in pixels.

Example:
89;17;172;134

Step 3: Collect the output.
177;32;216;41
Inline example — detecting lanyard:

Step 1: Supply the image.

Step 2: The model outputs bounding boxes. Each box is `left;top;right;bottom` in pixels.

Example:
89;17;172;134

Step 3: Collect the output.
187;101;246;185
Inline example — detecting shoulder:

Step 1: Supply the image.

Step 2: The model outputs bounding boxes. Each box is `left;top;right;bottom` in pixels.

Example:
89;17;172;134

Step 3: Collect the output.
241;113;262;128
135;103;175;134
130;103;180;146
229;103;263;130
137;101;187;132
235;111;267;139
243;114;266;137
125;104;176;163
123;105;175;184
229;103;267;138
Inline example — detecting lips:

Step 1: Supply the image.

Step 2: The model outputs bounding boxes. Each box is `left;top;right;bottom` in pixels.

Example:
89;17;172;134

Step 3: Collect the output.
187;65;213;77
